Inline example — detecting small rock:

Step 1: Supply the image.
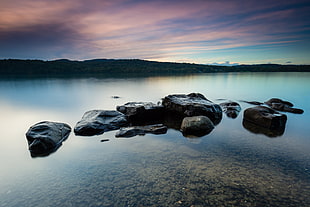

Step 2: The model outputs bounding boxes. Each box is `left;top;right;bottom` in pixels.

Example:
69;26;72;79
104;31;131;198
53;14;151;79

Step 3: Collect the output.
180;116;214;137
116;102;165;121
74;110;128;136
220;101;241;118
26;121;71;157
115;124;167;138
265;98;304;114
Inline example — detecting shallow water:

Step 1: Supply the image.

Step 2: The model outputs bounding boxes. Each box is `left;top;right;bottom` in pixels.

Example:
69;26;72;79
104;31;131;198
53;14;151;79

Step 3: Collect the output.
0;72;309;206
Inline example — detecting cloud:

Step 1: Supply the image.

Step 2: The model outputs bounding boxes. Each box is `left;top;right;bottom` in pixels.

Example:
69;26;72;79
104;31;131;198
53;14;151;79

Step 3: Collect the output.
0;0;309;63
210;61;239;66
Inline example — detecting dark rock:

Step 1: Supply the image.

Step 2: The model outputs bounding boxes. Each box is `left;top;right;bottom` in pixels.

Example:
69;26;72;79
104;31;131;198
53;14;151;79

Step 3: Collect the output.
220;101;241;118
180;116;214;137
243;120;285;137
25;121;71;157
243;106;287;130
74;110;128;136
115;124;168;138
265;98;304;114
116;102;165;122
162;93;222;125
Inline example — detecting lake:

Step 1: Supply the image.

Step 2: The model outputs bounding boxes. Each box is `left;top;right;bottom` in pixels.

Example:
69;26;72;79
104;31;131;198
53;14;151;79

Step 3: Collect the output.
0;72;309;207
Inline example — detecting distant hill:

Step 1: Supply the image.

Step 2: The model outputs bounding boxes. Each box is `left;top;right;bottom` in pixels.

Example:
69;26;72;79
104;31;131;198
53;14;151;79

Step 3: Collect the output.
0;59;309;77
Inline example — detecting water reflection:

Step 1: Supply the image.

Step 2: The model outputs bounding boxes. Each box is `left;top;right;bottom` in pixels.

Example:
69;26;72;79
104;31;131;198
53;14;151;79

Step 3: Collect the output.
242;119;285;137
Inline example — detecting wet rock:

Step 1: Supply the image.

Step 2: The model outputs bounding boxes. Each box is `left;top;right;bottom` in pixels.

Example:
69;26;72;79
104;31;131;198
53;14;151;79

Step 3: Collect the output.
220;101;241;118
116;102;164;121
74;110;128;136
180;116;214;137
25;121;71;157
242;120;285;137
162;93;222;125
115;124;168;138
243;106;287;130
265;98;304;114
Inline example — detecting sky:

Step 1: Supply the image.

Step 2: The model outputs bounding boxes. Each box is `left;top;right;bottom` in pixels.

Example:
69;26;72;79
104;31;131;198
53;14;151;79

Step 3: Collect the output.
0;0;309;64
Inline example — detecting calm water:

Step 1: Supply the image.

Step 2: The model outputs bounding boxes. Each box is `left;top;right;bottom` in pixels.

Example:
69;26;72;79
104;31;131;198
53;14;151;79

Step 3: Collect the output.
0;73;309;207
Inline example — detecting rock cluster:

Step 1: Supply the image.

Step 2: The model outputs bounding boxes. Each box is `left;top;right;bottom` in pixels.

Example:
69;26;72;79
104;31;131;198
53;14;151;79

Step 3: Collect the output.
25;94;303;157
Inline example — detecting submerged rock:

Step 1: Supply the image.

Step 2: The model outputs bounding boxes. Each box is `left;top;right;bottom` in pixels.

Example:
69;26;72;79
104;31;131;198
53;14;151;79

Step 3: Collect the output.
25;121;71;157
220;101;241;118
180;116;214;137
115;124;167;138
162;93;222;125
243;106;287;131
265;98;304;114
116;102;164;121
74;110;128;136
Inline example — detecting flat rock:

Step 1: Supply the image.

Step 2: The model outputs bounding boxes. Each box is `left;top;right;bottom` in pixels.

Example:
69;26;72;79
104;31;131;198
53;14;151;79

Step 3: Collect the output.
265;98;304;114
220;101;241;118
243;106;287;130
74;110;128;136
180;116;214;137
26;121;71;157
115;124;168;138
116;102;164;121
162;93;222;125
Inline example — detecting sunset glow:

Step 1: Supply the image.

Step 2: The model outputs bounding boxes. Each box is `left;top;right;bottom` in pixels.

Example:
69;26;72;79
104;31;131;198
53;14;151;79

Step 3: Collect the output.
0;0;309;64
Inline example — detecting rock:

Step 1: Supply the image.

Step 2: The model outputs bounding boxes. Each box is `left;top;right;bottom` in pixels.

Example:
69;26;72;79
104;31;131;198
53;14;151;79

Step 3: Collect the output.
25;121;71;157
116;102;165;121
180;116;214;137
243;106;287;130
74;110;128;136
265;98;304;114
162;93;222;125
220;101;241;118
115;124;168;138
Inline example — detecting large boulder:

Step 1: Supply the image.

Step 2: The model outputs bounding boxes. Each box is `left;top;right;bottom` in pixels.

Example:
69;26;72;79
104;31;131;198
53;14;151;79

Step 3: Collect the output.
116;102;164;121
265;98;304;114
115;124;167;138
162;93;222;125
26;121;71;157
243;106;287;130
220;101;241;119
180;116;214;137
74;110;128;136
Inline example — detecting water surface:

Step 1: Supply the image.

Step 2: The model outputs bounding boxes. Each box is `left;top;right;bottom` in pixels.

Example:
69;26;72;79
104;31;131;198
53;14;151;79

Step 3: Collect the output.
0;73;309;206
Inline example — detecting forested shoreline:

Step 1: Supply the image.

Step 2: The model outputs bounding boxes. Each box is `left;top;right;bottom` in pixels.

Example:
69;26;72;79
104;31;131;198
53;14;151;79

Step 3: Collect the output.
1;59;309;77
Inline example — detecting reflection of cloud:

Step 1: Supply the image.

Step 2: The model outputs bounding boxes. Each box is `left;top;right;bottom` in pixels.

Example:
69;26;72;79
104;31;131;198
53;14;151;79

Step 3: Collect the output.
0;0;309;63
